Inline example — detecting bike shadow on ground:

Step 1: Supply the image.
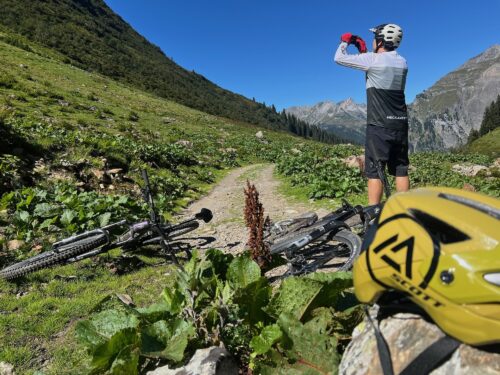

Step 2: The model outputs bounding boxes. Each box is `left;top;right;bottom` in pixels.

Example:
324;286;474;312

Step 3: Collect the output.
97;235;218;275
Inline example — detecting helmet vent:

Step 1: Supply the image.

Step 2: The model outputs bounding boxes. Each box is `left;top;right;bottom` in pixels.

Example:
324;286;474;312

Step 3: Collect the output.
484;273;500;286
439;193;500;220
409;209;470;244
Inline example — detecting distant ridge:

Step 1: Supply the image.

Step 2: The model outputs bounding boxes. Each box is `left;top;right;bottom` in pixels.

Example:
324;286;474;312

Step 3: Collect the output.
286;99;367;143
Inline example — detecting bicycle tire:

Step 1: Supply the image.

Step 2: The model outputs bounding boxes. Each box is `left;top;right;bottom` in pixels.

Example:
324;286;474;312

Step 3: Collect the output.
166;220;200;239
0;232;108;280
296;229;361;272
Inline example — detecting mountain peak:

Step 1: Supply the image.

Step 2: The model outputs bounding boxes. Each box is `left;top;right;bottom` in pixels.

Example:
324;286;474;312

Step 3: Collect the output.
463;44;500;67
482;44;500;59
340;97;354;105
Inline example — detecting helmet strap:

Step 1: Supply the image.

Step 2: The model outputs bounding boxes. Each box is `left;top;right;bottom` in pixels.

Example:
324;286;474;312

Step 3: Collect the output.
375;39;384;53
364;301;461;375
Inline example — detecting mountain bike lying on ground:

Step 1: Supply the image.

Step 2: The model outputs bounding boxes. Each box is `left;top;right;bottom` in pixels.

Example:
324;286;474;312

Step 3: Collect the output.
264;142;390;280
264;202;380;279
0;170;213;280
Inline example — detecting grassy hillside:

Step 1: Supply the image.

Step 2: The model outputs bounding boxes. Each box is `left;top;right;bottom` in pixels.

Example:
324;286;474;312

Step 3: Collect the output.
0;0;341;144
468;127;500;157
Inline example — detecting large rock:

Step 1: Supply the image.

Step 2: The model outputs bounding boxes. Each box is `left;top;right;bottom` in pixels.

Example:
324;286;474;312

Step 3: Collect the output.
7;240;25;251
176;140;193;149
451;164;488;177
339;310;500;375
147;346;238;375
343;155;365;171
0;362;14;375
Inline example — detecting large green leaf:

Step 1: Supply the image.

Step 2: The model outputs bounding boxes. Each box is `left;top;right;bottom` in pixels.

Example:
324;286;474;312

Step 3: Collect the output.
304;272;354;314
141;318;195;363
277;313;339;375
18;210;30;223
162;319;196;362
250;324;282;356
34;203;57;218
136;302;171;323
141;320;171;354
234;277;271;324
60;209;77;226
99;212;112;227
76;309;140;352
227;256;261;289
161;287;185;315
206;248;234;280
89;328;140;375
109;344;140;375
264;277;323;320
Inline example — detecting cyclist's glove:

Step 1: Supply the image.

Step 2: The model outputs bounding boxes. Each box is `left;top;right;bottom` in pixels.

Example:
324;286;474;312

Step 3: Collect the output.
340;33;367;54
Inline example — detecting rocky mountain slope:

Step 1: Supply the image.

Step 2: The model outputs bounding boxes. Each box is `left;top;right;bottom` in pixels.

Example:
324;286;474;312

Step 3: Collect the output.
286;99;367;143
287;45;500;150
409;44;500;151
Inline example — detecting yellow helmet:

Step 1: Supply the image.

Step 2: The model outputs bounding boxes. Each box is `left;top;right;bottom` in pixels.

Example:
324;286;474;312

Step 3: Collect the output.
353;187;500;345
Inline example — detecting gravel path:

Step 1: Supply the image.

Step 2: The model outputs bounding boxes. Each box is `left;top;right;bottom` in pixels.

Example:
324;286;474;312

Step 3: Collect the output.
176;163;330;255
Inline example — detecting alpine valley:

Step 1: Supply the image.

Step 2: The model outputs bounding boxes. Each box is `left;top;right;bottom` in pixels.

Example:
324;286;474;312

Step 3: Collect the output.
286;44;500;151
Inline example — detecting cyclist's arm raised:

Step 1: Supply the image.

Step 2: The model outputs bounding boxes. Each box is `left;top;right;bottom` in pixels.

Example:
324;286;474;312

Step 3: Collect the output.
334;41;375;71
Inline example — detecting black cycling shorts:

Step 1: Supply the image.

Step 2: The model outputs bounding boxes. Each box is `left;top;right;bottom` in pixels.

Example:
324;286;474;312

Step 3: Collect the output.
365;124;409;178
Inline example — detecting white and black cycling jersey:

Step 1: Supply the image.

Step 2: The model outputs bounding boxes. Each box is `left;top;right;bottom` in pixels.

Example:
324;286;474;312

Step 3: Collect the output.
334;42;408;130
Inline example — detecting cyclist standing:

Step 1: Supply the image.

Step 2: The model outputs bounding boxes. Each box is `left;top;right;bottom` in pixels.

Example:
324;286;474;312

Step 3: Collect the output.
334;24;409;204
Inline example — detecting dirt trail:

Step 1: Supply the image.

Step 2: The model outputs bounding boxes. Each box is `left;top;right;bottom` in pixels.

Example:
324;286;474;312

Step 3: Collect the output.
177;164;329;254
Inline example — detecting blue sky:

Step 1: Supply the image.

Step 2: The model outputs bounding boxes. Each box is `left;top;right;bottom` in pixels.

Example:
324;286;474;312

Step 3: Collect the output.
106;0;499;110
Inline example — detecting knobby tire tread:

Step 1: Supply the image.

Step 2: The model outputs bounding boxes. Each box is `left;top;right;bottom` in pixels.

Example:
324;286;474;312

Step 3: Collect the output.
0;233;108;280
165;221;199;240
314;229;361;271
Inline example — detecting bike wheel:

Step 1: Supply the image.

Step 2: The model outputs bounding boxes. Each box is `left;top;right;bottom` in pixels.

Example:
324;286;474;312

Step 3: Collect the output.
0;232;108;280
294;229;361;273
165;220;200;240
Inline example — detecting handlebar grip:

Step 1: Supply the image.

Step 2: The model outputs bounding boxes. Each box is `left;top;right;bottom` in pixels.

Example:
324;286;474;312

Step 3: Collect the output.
195;208;213;223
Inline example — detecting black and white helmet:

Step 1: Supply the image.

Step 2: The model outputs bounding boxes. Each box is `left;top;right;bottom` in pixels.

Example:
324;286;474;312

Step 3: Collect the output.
369;24;403;49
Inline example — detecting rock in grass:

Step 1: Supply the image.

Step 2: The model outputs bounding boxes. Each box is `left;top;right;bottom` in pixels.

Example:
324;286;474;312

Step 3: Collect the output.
0;361;14;375
452;164;488;177
7;240;25;251
147;346;238;375
176;140;193;149
339;310;500;375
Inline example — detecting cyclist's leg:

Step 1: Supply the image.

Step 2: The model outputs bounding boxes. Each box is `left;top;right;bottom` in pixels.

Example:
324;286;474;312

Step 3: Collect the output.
368;179;383;205
365;124;389;205
387;127;410;192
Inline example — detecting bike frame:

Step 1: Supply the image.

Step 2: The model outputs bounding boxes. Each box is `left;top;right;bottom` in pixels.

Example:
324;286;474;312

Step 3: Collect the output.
67;170;208;265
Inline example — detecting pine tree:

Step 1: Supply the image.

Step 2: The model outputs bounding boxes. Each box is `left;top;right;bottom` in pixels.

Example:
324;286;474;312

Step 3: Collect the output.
478;95;500;136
